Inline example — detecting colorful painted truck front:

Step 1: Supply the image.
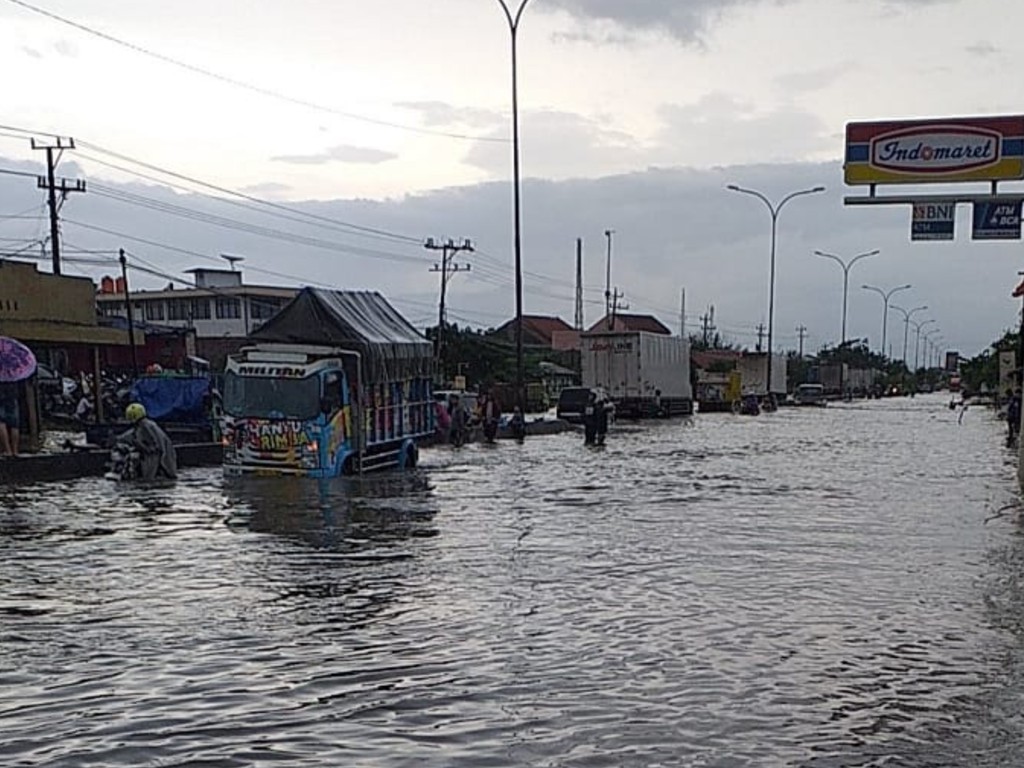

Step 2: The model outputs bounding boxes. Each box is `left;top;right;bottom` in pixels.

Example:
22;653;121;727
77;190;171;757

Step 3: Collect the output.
220;288;435;477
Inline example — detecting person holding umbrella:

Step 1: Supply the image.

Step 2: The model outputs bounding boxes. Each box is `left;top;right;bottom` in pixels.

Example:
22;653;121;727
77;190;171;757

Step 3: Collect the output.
0;337;37;456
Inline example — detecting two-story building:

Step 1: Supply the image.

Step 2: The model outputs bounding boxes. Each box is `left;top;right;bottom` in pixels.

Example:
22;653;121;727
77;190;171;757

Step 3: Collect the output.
95;267;299;368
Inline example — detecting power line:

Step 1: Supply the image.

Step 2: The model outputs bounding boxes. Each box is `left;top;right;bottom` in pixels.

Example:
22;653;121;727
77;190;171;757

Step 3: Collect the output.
1;0;505;144
74;143;422;245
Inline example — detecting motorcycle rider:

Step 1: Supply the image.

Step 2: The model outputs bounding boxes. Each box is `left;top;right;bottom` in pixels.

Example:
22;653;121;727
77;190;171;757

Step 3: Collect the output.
118;402;178;480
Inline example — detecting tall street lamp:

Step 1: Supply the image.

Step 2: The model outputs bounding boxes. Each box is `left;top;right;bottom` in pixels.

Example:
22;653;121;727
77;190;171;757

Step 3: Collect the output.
911;318;937;371
862;283;910;359
496;0;532;413
813;249;879;346
727;183;825;402
922;328;940;369
890;304;928;366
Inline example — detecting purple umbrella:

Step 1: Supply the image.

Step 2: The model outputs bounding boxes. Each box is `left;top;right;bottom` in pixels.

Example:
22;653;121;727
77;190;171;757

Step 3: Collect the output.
0;337;37;383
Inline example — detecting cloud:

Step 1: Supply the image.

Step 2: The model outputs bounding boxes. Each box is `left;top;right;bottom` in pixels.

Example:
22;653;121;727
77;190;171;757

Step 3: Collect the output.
271;144;397;166
457;93;831;182
544;0;965;43
239;181;293;197
21;46;42;59
965;40;998;57
394;101;504;130
653;93;833;166
53;39;78;58
463;109;645;178
775;61;858;93
0;150;1009;356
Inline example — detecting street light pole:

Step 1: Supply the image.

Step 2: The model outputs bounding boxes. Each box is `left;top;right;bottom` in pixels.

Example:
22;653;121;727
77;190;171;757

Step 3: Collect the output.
911;318;937;371
496;0;532;414
813;249;879;346
727;184;825;404
922;328;940;368
890;304;928;366
862;283;911;359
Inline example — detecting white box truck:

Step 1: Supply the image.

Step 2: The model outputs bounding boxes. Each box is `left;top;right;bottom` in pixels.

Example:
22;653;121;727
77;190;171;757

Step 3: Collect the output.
580;331;693;418
737;353;787;398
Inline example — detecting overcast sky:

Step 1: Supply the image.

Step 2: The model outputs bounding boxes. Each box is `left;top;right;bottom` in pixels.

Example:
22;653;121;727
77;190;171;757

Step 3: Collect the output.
1;0;1023;358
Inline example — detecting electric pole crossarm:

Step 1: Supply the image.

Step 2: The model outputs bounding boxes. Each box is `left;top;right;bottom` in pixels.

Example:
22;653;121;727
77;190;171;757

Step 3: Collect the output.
31;136;84;276
425;237;474;382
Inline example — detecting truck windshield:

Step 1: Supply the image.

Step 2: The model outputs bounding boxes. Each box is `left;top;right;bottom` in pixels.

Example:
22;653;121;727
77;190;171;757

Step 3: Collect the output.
224;372;321;420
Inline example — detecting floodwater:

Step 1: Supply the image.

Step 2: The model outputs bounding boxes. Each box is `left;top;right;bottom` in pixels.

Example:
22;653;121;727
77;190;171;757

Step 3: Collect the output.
2;394;1023;767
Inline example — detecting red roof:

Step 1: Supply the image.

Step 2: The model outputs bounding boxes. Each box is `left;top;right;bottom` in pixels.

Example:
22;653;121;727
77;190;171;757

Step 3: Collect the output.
691;349;742;370
587;314;672;335
493;315;575;346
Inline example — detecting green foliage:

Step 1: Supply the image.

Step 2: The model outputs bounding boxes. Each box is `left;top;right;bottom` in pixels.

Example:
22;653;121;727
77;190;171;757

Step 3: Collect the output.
960;328;1016;394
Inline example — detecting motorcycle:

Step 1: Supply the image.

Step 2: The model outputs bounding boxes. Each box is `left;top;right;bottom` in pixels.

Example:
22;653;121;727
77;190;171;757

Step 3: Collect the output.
105;441;141;481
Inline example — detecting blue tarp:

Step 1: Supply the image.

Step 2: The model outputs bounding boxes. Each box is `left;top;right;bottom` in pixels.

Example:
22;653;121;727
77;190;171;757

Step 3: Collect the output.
130;377;210;424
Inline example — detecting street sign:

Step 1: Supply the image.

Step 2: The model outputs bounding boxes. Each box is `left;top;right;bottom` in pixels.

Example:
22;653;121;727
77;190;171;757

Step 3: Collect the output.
911;201;955;241
972;199;1023;240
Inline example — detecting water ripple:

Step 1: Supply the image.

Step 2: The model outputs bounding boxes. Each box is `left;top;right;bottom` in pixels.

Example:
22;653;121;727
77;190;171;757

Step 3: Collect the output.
0;394;1022;766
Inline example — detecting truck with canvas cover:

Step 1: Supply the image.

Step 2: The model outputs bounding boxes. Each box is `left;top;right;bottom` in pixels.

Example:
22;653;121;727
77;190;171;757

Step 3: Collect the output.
580;330;693;418
222;289;434;476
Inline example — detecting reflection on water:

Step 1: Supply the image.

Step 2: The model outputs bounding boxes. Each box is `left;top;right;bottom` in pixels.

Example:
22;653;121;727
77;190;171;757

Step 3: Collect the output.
1;394;1023;766
224;472;439;550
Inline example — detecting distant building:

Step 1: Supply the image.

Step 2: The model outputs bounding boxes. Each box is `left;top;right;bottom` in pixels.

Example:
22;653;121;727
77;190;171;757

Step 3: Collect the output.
95;267;299;368
587;313;672;335
492;314;578;350
0;259;141;373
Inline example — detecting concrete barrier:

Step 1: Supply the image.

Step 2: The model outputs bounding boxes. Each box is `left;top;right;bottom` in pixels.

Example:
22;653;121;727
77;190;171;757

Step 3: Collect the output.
0;443;224;485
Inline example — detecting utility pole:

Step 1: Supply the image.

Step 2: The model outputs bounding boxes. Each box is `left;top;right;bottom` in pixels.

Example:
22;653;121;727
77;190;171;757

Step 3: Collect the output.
31;136;85;275
700;306;717;347
679;287;686;339
574;238;584;331
796;324;808;358
425;237;473;380
756;322;766;353
119;249;140;379
610;287;627;329
604;229;614;329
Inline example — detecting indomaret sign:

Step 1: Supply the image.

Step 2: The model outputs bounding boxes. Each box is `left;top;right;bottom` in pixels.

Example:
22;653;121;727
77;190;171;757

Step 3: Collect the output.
845;115;1024;185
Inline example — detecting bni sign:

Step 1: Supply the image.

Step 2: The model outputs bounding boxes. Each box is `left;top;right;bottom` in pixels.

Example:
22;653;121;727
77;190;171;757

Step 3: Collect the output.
911;202;955;241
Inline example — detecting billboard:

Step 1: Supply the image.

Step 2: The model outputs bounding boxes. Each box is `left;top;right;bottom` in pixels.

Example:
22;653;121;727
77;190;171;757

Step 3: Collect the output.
945;351;960;373
845;115;1024;185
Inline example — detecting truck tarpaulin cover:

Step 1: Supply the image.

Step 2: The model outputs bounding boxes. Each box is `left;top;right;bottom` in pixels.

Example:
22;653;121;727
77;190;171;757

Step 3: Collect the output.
130;377;210;423
251;289;434;379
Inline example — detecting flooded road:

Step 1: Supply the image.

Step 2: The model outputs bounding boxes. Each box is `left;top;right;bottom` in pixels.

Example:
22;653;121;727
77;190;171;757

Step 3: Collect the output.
2;394;1023;767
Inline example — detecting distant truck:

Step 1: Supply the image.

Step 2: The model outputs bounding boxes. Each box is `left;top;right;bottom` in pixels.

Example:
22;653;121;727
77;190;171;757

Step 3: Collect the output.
222;289;434;476
580;330;693;418
736;353;787;399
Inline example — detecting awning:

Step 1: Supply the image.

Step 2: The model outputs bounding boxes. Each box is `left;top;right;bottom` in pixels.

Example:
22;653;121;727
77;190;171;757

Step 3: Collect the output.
0;320;145;346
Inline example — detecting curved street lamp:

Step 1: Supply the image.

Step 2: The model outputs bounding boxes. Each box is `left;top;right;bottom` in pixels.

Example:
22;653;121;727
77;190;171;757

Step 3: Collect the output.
862;283;911;359
496;0;533;413
813;249;879;346
911;318;937;371
890;304;928;366
727;184;825;402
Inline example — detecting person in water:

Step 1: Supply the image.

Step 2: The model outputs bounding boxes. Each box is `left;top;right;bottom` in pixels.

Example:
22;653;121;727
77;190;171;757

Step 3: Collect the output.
448;394;467;447
119;402;178;480
477;392;501;443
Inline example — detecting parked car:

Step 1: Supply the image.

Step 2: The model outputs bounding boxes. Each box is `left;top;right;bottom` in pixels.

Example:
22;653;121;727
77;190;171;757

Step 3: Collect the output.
558;386;614;425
